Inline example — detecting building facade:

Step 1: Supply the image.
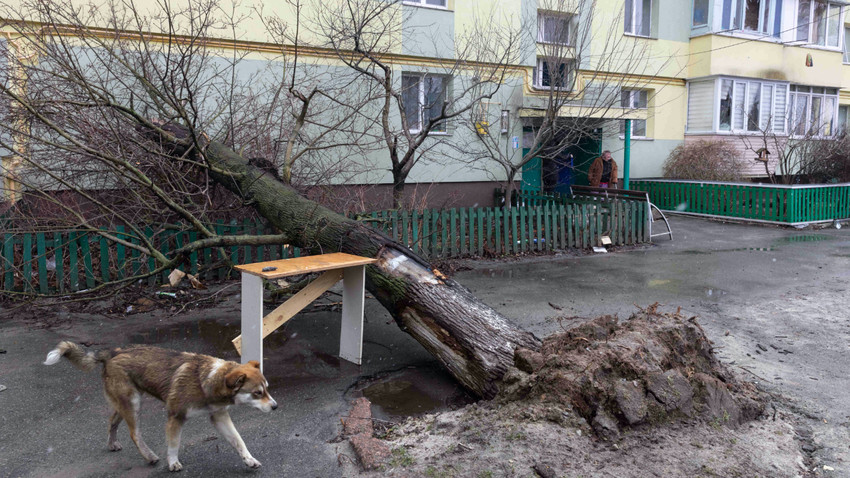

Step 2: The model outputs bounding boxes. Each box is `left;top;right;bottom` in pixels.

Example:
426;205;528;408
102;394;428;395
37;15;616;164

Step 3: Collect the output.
1;0;848;209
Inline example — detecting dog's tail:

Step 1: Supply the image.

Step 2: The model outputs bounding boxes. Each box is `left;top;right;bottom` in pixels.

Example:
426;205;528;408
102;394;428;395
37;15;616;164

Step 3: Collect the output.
43;341;109;371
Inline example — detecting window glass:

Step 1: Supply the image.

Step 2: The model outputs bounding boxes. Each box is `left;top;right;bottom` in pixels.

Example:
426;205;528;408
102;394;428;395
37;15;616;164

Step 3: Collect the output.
402;75;421;131
625;0;633;33
839;105;849;132
827;3;840;47
633;120;647;137
747;82;761;131
639;0;651;36
719;80;733;131
625;0;651;36
822;96;835;136
733;82;746;130
774;86;787;133
844;26;850;62
761;84;774;130
793;94;808;135
797;0;811;41
540;15;571;44
424;76;447;132
812;1;827;45
693;0;709;26
810;96;822;134
425;0;447;6
744;0;761;31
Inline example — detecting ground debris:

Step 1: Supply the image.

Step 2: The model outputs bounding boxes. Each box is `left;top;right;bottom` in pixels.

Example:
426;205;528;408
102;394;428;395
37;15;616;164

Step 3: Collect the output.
499;304;764;438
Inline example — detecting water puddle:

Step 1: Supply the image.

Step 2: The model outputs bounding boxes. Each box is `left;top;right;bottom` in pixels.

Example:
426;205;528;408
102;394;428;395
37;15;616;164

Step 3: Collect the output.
126;318;290;356
352;367;474;421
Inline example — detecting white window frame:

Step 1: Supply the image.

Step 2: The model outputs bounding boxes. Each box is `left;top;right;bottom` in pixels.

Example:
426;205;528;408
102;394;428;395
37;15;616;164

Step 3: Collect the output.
402;73;449;134
624;0;652;37
796;0;843;48
721;0;781;36
500;110;509;134
402;0;448;9
789;85;839;138
537;12;573;45
698;77;790;135
620;90;648;138
844;25;850;63
532;58;574;90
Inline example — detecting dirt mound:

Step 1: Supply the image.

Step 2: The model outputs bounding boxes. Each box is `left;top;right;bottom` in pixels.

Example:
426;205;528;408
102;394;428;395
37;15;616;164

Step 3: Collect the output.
500;304;764;439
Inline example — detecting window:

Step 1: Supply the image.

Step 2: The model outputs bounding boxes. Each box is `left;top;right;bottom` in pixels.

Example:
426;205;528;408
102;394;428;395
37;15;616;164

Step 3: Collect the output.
532;58;573;90
620;90;648;138
687;77;788;134
693;0;709;26
538;12;573;45
796;1;842;47
789;85;839;137
838;105;850;132
403;0;447;8
500;110;509;134
624;0;651;37
844;26;850;62
722;0;781;36
402;74;448;133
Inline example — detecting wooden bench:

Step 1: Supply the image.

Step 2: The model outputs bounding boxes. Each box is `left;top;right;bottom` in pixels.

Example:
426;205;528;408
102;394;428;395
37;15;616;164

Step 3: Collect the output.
570;185;673;241
232;252;377;371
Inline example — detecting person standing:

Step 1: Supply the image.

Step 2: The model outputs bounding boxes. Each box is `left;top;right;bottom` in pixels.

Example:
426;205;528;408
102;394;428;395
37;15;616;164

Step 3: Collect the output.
588;150;619;188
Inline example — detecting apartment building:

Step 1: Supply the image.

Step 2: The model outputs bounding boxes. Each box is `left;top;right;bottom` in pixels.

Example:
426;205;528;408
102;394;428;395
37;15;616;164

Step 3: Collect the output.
0;0;847;208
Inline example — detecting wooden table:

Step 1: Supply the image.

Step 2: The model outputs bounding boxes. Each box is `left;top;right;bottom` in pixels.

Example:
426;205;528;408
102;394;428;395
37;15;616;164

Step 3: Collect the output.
232;253;377;371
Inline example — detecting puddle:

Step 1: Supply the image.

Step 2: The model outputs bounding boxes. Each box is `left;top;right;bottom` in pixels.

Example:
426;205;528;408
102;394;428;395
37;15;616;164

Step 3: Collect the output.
352;367;474;421
126;318;291;357
473;268;517;279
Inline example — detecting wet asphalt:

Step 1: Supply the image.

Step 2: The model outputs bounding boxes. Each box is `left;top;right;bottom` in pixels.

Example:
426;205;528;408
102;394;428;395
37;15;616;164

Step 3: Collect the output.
1;215;849;477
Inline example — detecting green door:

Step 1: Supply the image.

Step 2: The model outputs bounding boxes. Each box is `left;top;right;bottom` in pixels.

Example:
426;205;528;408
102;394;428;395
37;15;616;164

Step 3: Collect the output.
521;148;542;192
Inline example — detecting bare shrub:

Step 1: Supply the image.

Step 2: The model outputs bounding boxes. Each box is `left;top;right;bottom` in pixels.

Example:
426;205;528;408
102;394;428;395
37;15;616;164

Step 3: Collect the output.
796;134;850;184
662;141;746;182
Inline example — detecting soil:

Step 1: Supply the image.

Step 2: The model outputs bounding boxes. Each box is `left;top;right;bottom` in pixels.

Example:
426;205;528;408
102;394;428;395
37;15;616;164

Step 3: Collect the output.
343;307;813;478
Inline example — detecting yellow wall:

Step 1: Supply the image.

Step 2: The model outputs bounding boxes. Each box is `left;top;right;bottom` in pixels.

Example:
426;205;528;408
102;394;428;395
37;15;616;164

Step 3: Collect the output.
689;34;846;88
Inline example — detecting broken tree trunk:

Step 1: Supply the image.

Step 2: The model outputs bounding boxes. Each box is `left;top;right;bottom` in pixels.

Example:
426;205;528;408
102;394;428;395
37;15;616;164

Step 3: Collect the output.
195;140;540;398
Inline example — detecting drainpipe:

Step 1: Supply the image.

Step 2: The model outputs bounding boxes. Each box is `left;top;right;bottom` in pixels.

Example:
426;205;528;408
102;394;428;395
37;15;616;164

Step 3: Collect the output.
623;119;631;190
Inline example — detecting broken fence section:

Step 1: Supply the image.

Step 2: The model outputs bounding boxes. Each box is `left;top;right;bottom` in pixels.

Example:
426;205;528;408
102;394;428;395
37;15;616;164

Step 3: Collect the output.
0;202;648;294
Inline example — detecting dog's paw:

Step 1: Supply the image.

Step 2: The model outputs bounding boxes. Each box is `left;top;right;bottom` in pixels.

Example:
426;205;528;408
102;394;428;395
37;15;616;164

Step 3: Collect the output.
147;455;160;466
242;456;262;469
108;441;122;451
168;461;183;472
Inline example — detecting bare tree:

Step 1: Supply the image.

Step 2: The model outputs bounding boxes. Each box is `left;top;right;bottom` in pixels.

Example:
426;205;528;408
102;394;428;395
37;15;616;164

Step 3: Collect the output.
456;0;673;206
312;0;524;208
0;0;539;398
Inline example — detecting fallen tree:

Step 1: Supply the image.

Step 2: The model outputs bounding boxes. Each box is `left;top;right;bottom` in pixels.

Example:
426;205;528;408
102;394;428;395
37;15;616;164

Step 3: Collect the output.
0;0;539;399
151;127;542;399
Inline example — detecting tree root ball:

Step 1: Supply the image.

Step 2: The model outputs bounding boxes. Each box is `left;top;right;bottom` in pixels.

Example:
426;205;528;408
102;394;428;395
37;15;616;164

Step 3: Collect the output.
500;304;764;439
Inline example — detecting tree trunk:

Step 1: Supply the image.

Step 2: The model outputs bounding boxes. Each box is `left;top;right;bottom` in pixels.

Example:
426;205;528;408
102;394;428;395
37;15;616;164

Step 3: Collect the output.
200;141;541;399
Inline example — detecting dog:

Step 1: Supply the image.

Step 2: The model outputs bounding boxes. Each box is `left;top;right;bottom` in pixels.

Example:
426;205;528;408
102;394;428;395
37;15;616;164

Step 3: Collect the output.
44;341;277;472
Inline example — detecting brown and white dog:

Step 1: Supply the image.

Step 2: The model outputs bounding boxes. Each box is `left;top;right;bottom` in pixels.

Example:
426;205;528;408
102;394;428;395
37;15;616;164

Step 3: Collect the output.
44;341;277;472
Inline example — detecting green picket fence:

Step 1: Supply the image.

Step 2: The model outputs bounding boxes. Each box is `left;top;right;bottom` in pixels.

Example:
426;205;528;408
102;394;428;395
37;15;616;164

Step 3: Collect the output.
0;202;648;294
632;179;850;224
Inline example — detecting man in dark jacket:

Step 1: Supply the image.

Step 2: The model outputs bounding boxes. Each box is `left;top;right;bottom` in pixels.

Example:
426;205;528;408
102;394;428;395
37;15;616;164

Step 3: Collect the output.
588;150;618;188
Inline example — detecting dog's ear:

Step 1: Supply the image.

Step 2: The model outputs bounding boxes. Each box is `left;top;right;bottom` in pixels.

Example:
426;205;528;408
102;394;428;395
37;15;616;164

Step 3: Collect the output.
225;370;246;391
248;360;260;369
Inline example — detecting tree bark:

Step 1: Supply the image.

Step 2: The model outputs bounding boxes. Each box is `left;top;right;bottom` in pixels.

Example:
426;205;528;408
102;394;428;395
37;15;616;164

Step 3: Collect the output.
199;140;541;398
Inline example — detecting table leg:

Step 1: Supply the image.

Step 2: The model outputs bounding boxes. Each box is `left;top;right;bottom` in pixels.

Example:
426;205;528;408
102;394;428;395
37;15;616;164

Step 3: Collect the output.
240;272;264;372
339;265;365;365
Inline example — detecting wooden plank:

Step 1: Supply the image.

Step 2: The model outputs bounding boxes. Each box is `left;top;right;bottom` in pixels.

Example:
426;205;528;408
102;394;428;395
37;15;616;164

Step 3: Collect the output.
116;226;126;280
99;230;110;284
511;207;519;254
229;221;240;279
235;252;376;279
477;208;484;256
440;210;448;257
37;232;48;293
233;269;344;354
460;208;468;255
536;205;543;251
401;210;409;248
54;232;65;293
519;206;527;252
450;209;458;257
80;233;95;289
68;232;80;292
559;204;566;248
22;233;32;292
411;210;420;255
494;208;502;254
421;209;430;257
